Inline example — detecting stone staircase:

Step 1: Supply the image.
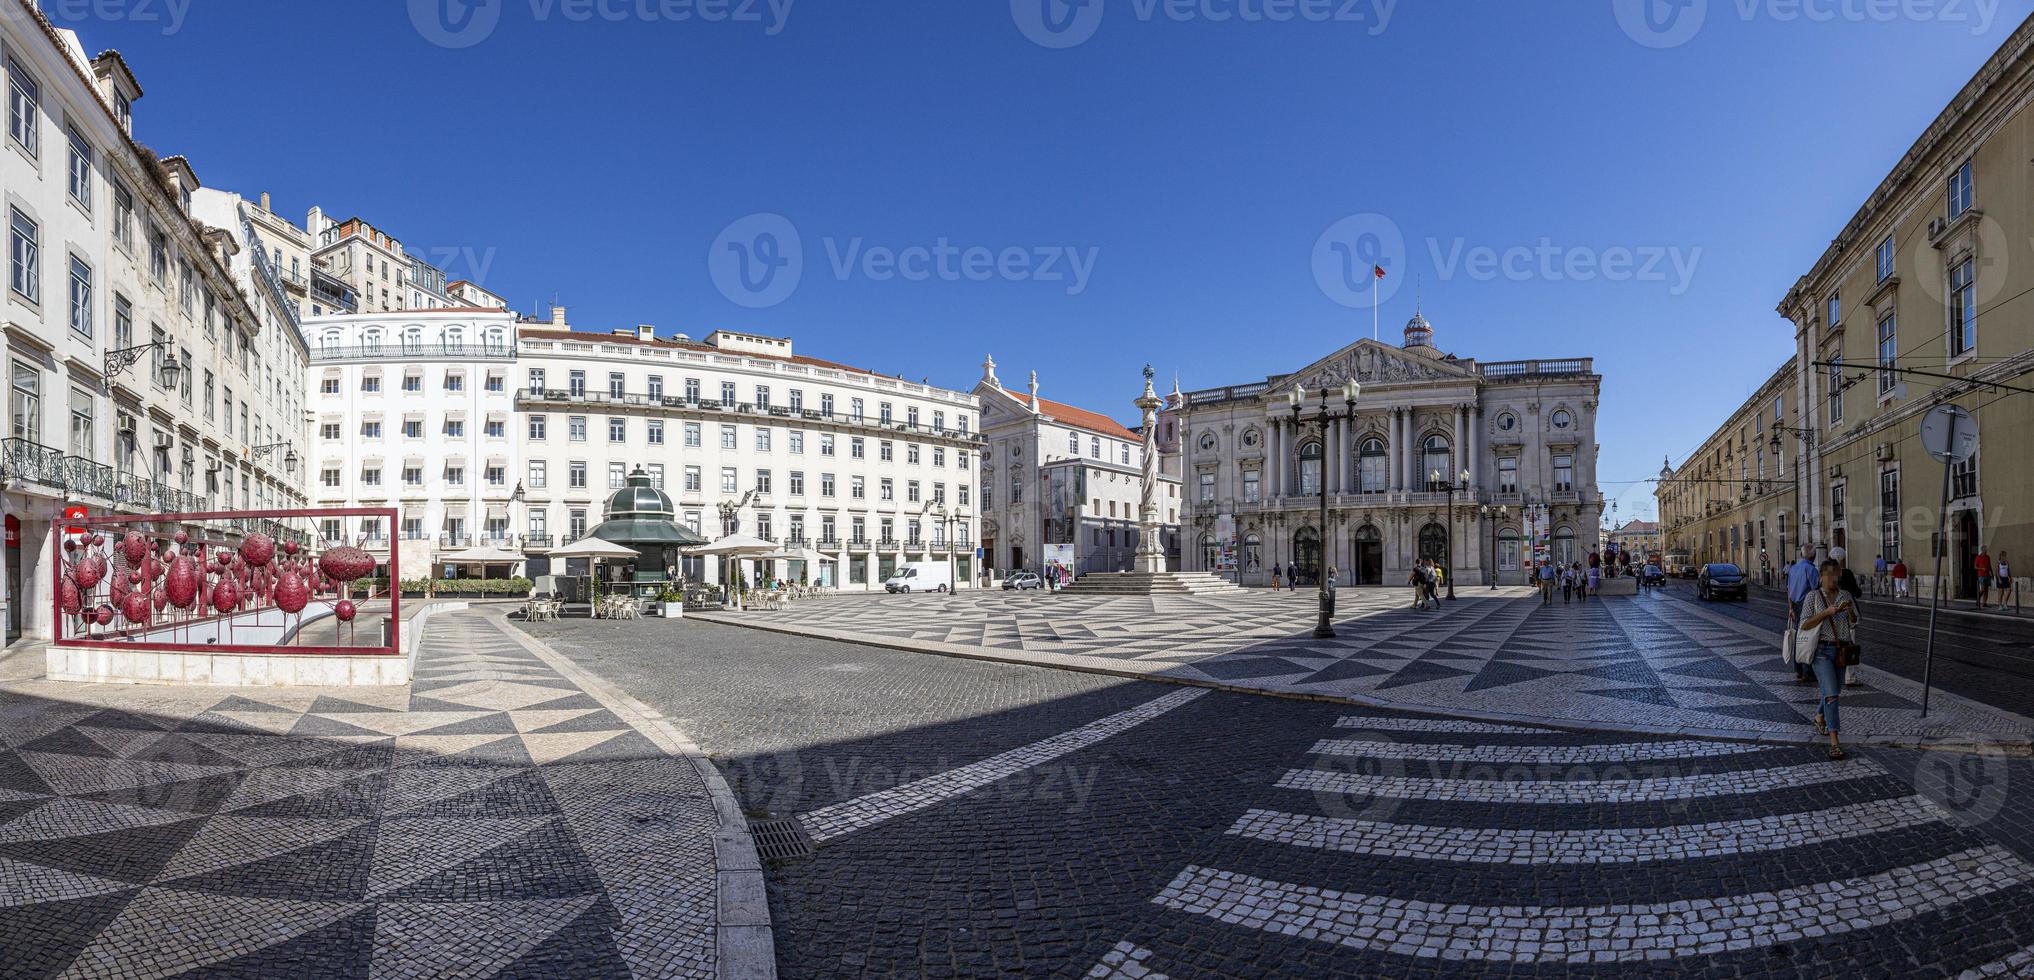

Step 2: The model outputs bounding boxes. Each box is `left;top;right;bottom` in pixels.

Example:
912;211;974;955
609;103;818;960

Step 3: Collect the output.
1059;572;1250;596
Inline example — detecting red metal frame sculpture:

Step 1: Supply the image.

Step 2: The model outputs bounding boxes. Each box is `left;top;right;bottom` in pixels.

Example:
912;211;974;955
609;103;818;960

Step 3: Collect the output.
52;507;401;657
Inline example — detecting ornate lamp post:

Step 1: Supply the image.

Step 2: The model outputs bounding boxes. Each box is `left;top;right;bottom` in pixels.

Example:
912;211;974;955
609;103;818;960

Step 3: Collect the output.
923;502;969;589
1432;467;1470;600
1288;378;1359;638
1480;503;1508;589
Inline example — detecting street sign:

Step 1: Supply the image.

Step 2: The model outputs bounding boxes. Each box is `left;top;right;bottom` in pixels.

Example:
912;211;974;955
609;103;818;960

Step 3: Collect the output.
62;504;88;535
1920;404;1977;464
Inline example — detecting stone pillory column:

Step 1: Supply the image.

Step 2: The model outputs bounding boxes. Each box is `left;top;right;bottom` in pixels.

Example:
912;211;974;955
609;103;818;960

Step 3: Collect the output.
1134;366;1169;574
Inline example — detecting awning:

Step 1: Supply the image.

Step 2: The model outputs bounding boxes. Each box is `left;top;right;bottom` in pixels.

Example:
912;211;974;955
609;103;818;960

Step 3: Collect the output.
591;518;709;548
441;545;524;563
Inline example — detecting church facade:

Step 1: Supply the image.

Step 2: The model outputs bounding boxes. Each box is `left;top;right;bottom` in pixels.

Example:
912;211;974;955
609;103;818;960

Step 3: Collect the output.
1168;314;1604;588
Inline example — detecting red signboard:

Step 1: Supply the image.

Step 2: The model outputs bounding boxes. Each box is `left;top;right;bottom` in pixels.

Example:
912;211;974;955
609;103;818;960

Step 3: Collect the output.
62;504;87;535
3;514;17;548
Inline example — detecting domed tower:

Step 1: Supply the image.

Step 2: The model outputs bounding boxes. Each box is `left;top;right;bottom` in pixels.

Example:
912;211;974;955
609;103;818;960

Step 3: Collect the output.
1403;310;1434;349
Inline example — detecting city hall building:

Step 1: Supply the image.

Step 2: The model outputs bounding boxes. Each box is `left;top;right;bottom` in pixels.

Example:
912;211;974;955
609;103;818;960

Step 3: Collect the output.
1172;313;1603;587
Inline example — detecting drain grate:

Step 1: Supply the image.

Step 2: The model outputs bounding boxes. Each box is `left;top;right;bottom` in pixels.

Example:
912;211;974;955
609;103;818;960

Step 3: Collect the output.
749;817;816;860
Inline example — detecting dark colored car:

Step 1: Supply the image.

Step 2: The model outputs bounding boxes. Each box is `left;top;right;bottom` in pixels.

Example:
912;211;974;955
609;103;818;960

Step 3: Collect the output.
1697;563;1748;601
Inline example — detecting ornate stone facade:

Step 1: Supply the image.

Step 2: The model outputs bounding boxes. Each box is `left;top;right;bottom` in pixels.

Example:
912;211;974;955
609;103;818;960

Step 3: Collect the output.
1170;317;1603;587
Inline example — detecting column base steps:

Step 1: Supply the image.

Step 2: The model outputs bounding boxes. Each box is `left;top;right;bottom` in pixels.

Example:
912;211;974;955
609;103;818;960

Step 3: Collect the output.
1059;572;1250;596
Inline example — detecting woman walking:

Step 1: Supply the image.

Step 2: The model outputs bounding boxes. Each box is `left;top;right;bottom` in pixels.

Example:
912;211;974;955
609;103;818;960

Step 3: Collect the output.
1798;559;1858;760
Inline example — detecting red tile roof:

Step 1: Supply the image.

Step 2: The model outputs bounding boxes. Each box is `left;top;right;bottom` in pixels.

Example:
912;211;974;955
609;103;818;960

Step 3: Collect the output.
982;384;1140;441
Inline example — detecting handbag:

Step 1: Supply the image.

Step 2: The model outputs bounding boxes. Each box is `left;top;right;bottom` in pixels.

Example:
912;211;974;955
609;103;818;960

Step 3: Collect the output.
1838;641;1862;667
1780;628;1796;667
1793;625;1822;666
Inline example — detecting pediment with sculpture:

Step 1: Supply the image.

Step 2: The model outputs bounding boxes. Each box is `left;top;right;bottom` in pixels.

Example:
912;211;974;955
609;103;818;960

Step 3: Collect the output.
1269;339;1473;397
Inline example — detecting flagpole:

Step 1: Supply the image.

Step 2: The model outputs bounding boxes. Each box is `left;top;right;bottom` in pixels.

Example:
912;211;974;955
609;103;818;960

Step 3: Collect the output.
1371;269;1379;342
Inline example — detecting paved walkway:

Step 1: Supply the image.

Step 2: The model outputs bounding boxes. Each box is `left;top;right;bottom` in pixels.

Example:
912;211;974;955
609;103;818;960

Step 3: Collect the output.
0;607;768;979
522;616;2034;977
698;587;2034;749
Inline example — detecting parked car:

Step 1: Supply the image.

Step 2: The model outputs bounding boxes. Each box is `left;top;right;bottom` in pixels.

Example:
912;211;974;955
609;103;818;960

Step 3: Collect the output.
1697;562;1748;601
884;562;954;594
1002;570;1043;591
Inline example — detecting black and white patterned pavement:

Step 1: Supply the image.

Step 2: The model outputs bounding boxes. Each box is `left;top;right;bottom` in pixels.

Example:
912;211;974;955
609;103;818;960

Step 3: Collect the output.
0;607;732;979
711;588;2034;746
527;616;2034;978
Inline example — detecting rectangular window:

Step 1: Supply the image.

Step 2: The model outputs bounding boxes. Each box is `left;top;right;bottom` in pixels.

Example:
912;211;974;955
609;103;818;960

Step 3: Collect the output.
1242;469;1260;503
721;467;738;493
755;385;770;409
1876;235;1895;283
608;372;625;398
1951;453;1978;500
820;434;835;456
1876;312;1897;394
530;461;551;488
647;420;664;445
1948;159;1974;219
685;377;700;402
66;125;90;211
756;428;771;452
647;463;664;489
1827;355;1843;424
528;367;546;390
1498;457;1519;494
67;256;89;338
820;473;836;497
684;465;701;492
528;414;548;440
648;375;664;400
609;462;626;489
789;471;805;496
720;424;737;450
721;381;736;406
1949;258;1976;357
1198;472;1215;503
112;181;134;250
9;207;37;303
569;416;587;441
756;469;773;495
684;422;701;447
608;417;625;442
789;430;804;454
1552;454;1574;492
570;462;587;489
569;371;586;397
1879;467;1901;561
7;59;38;157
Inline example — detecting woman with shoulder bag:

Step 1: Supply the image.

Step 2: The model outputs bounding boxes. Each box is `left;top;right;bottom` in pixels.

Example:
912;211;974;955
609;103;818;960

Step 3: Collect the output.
1798;558;1859;760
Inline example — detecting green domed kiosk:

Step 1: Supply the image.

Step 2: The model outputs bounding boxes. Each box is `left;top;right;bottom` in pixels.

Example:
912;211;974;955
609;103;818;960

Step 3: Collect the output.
587;467;709;598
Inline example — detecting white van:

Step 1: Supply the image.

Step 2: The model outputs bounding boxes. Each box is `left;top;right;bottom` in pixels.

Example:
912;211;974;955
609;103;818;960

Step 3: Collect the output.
884;562;954;594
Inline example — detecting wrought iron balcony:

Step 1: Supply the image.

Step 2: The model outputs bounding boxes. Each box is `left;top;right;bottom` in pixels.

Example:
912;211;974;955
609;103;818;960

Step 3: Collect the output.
313;341;513;363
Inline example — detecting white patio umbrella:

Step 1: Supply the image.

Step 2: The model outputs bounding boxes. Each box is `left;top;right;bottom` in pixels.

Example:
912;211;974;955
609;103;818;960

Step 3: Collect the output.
548;537;641;560
441;545;525;564
755;547;837;563
687;533;781;604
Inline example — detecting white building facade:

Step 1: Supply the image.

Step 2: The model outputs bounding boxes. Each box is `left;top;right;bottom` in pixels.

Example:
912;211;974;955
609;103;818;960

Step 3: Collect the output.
974;357;1182;577
1174;315;1603;587
515;321;982;590
1;7;310;641
306;309;518;581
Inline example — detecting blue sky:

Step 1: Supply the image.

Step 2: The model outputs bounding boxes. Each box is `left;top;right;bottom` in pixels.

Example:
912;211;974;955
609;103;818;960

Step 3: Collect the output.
59;0;2034;522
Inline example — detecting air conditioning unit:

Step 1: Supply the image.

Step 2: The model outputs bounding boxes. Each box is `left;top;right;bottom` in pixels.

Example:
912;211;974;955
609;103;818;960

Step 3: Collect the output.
1928;216;1949;241
1876;443;1894;462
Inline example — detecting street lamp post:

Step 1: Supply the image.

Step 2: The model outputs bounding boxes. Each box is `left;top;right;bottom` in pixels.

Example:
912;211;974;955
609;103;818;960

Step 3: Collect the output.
923;502;968;591
1432;467;1470;600
1288;379;1359;639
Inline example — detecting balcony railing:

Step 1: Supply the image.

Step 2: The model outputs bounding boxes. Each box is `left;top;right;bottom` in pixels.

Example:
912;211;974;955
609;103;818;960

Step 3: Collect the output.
438;533;474;548
514;389;984;444
525;534;555;548
313;342;514;363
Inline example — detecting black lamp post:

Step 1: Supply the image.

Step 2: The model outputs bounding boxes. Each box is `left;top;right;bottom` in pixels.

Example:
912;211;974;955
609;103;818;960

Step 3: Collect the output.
1433;466;1469;600
1288;378;1359;639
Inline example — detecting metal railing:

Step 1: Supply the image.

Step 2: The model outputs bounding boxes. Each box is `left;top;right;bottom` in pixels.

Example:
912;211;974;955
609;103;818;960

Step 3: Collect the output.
240;210;305;338
313;341;514;363
514;388;984;444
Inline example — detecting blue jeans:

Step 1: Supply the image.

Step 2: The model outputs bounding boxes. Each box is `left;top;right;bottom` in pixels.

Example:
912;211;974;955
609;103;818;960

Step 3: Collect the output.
1812;642;1843;734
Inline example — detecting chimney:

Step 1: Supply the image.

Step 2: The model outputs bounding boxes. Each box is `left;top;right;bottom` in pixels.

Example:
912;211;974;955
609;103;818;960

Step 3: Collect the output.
259;192;271;212
636;325;656;341
550;305;567;327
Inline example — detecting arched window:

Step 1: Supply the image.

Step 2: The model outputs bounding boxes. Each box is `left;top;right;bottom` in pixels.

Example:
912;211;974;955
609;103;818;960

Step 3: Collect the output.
1498;527;1521;571
1243;533;1262;572
1358;437;1387;493
1293;526;1322;581
401;327;423;353
362;328;382;354
1553;525;1577;566
444;327;465;352
320;328;341;354
1423;435;1452;491
1418;522;1449;566
484;328;505;353
1298;440;1323;496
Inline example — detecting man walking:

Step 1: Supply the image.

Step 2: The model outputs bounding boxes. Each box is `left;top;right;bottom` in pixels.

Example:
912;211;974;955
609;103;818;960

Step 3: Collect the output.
1874;553;1889;597
1286;561;1299;592
1537;559;1554;605
1786;545;1820;683
1975;546;1993;610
